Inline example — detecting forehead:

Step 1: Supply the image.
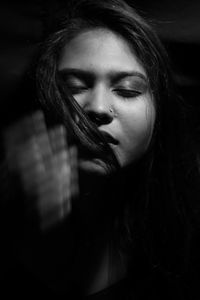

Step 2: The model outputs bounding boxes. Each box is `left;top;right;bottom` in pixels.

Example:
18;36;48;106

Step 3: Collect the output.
58;28;147;77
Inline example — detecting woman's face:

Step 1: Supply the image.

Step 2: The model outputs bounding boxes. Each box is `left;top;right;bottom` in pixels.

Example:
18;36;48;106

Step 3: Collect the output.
58;28;155;173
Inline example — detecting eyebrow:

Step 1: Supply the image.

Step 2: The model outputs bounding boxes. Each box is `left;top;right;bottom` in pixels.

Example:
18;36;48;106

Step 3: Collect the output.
58;68;148;83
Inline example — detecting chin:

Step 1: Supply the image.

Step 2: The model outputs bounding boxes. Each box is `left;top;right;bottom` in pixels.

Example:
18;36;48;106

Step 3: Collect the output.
79;158;109;176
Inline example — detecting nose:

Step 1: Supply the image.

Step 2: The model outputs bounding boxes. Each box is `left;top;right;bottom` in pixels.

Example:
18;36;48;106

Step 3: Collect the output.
83;85;114;126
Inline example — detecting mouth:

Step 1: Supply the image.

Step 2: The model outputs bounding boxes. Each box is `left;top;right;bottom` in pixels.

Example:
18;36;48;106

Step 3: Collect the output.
76;130;119;172
100;131;119;145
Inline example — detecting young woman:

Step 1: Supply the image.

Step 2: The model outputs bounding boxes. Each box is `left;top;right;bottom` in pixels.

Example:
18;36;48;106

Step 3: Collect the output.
2;0;200;299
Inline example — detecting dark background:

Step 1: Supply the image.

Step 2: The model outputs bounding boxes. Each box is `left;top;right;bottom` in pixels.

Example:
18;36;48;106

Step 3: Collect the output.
1;0;200;131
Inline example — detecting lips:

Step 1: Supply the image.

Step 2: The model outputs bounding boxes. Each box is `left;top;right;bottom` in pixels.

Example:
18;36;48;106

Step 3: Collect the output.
77;130;118;165
100;130;119;145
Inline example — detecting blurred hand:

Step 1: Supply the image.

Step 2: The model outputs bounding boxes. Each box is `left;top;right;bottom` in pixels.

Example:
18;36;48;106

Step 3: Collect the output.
3;111;78;231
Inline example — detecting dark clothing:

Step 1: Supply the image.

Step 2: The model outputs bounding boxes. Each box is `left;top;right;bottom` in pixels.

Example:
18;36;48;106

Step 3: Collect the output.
0;254;190;300
0;163;199;300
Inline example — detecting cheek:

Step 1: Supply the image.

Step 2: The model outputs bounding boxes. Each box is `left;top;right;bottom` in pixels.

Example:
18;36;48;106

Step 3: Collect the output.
116;98;156;166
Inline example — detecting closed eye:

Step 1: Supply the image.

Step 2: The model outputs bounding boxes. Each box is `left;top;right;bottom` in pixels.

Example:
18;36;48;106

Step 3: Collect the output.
68;85;88;95
113;89;141;98
58;72;89;95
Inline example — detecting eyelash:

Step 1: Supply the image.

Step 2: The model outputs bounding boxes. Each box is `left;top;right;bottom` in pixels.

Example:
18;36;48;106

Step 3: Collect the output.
67;85;141;99
68;86;88;95
113;89;141;98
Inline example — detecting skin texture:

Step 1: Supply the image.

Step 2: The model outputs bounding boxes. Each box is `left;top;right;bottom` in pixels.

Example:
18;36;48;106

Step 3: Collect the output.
58;28;156;172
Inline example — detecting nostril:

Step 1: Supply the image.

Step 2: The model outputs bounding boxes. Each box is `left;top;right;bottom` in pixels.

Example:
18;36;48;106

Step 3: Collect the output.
87;111;112;126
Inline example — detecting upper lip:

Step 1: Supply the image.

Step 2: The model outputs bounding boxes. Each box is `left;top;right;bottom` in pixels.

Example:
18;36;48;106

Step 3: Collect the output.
100;130;119;145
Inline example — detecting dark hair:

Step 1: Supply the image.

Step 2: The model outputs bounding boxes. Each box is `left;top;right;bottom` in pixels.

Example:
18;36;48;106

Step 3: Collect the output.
36;0;200;285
